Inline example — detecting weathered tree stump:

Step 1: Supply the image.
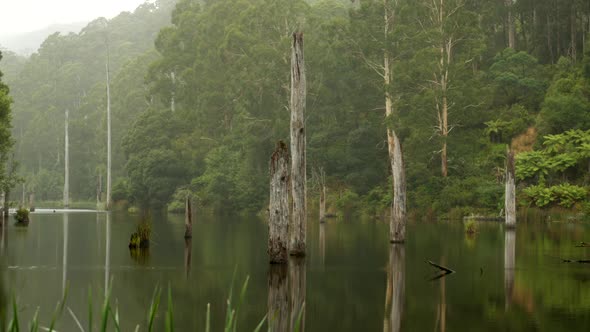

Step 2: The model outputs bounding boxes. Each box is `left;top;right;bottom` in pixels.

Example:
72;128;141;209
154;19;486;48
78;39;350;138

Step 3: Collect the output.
184;195;192;239
269;141;289;263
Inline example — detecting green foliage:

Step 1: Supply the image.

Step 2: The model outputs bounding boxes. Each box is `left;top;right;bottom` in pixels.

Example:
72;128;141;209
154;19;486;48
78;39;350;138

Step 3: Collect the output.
523;184;588;208
14;208;29;223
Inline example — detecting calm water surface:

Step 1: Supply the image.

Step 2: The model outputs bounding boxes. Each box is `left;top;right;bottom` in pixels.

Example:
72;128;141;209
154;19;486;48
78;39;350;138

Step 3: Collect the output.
0;211;589;331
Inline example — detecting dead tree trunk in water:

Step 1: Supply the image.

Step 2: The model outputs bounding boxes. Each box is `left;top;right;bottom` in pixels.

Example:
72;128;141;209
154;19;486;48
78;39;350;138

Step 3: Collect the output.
383;1;406;243
64;109;69;209
289;32;307;256
269;141;290;263
184;195;192;238
505;148;516;228
384;244;405;332
268;264;289;331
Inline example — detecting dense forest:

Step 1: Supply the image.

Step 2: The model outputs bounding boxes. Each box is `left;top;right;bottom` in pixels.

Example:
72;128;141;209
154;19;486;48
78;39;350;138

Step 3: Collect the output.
1;0;589;218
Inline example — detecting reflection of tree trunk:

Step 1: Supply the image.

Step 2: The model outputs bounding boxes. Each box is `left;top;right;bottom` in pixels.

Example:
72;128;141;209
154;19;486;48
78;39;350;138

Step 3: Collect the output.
289;256;306;331
62;213;69;295
504;230;516;309
319;223;325;269
105;212;111;296
184;238;192;279
434;257;446;332
384;244;405;332
268;264;289;332
0;215;5;254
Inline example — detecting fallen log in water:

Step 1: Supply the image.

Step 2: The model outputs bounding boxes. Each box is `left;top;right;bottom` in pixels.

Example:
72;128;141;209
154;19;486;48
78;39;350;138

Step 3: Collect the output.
427;260;455;274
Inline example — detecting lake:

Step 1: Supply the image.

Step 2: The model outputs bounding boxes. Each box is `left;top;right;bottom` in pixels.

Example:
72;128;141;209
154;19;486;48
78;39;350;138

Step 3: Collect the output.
0;211;589;331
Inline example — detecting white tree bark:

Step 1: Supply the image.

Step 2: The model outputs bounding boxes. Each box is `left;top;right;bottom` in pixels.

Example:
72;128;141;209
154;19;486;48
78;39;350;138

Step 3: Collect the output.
269;141;290;263
505;148;516;228
505;0;516;49
106;58;112;210
268;264;289;331
384;244;405;332
289;32;307;256
384;0;406;243
64;109;69;209
390;133;406;243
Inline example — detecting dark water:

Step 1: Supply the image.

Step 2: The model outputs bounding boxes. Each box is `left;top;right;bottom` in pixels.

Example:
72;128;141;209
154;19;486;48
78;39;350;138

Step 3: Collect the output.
1;211;589;331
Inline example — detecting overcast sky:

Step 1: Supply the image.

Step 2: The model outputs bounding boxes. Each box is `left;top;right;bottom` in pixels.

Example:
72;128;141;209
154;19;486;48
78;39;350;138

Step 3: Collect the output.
0;0;148;36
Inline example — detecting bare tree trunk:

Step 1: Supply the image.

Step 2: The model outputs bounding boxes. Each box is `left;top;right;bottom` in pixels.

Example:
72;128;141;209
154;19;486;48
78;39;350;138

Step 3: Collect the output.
384;244;405;332
547;15;554;63
184;238;192;279
268;264;289;331
570;5;577;61
269;141;290;263
504;230;516;309
384;0;406;243
29;192;35;212
505;148;516;228
390;134;406;243
289;257;306;331
184;195;192;239
289;32;307;256
505;0;516;49
21;183;25;208
3;191;9;217
319;223;325;269
97;172;102;208
106;57;112;210
319;167;326;223
64;109;69;209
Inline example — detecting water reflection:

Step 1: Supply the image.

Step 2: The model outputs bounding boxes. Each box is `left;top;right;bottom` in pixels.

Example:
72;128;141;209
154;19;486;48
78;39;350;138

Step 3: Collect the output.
184;238;192;278
62;213;68;294
268;264;289;331
504;230;516;309
434;257;446;332
105;212;110;295
384;244;404;332
289;257;306;331
319;223;325;269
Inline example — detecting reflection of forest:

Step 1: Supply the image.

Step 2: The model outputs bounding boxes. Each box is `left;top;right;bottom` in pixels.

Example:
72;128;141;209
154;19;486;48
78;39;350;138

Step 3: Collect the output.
384;244;404;332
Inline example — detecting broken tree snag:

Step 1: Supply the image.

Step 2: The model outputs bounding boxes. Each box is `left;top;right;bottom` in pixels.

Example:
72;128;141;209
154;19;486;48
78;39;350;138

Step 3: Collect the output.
269;141;290;263
505;147;516;228
384;244;405;332
290;32;307;256
29;192;35;212
268;264;289;332
504;230;515;309
390;131;406;243
184;195;192;239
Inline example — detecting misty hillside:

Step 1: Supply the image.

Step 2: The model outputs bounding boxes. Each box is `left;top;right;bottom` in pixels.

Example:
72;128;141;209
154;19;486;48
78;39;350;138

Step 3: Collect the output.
0;22;88;55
